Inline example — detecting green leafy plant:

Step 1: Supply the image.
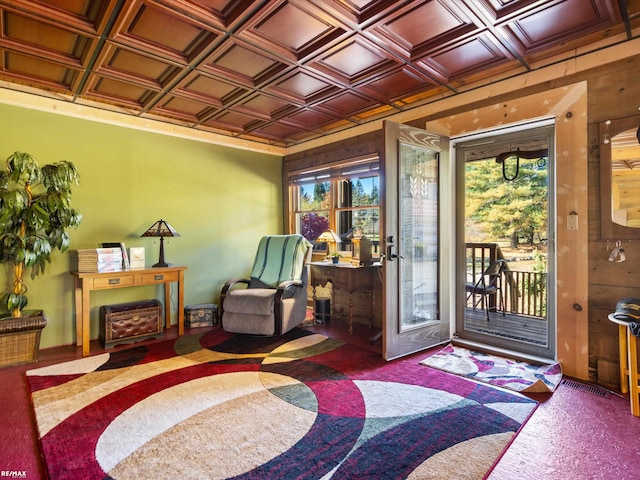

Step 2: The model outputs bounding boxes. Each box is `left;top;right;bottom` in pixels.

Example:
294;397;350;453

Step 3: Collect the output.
0;151;82;317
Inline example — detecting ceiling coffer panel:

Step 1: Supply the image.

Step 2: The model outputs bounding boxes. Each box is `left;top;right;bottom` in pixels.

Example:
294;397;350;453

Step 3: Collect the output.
0;0;635;147
197;39;292;88
108;0;222;64
234;0;350;62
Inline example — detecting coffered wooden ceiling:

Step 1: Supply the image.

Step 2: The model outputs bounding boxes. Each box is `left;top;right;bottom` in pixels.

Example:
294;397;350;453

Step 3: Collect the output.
0;0;638;147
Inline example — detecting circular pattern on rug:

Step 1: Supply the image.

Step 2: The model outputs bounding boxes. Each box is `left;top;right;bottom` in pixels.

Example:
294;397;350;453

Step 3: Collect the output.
98;372;318;478
26;329;538;480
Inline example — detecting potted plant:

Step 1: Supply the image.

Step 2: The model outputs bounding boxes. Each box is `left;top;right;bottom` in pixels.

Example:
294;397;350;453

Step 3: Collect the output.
0;151;82;366
330;252;341;264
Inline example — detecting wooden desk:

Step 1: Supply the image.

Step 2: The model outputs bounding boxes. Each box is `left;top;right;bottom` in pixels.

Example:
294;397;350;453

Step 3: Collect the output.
71;266;187;356
608;313;640;416
309;262;377;334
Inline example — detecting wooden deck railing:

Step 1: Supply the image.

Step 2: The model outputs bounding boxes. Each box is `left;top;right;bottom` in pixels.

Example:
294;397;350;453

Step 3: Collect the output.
466;243;547;319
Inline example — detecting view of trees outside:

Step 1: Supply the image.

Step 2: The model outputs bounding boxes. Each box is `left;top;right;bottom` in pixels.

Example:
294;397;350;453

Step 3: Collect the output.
342;177;379;241
300;212;329;242
299;181;330;241
298;177;379;245
465;156;548;274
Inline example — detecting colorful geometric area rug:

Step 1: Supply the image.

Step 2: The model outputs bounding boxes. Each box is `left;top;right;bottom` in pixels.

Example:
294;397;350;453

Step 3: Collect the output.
26;329;538;480
421;344;562;393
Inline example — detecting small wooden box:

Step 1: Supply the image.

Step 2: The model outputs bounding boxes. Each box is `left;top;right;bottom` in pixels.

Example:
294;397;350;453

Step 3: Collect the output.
100;300;163;348
185;304;218;328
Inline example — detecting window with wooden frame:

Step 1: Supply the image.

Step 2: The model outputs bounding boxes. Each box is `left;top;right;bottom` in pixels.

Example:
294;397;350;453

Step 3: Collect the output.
289;156;380;256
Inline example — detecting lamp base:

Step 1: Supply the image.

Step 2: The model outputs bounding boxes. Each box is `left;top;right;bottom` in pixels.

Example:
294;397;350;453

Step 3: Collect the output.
152;236;170;268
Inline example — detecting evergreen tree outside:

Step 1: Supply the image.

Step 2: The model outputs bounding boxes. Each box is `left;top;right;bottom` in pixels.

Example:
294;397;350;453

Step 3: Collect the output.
465;155;549;315
298;177;379;243
465;157;548;250
347;177;379;240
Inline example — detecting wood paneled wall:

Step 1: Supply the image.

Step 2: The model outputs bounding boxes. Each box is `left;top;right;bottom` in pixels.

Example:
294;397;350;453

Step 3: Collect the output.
586;57;640;389
285;55;640;390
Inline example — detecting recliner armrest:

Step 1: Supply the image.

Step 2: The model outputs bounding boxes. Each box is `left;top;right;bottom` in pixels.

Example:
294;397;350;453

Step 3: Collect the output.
276;280;303;301
220;278;250;323
221;278;250;295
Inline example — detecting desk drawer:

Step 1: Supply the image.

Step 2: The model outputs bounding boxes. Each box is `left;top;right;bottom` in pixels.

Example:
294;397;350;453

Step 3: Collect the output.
311;266;350;288
310;266;332;284
91;274;135;289
141;271;179;284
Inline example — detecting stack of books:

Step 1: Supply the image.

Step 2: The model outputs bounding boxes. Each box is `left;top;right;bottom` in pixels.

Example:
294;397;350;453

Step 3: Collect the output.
77;247;124;273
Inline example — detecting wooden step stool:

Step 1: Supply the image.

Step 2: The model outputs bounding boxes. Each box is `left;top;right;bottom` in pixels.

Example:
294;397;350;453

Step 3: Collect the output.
608;313;640;416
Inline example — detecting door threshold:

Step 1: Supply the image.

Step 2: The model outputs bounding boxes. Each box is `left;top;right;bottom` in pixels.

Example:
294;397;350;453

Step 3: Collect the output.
451;337;556;365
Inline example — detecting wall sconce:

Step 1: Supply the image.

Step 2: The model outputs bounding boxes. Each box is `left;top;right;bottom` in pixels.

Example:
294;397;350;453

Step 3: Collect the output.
315;229;341;257
141;219;180;267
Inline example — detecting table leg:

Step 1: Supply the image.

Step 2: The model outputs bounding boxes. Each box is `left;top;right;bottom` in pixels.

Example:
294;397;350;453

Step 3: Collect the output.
369;289;374;329
619;324;629;394
312;285;317;324
627;329;639;417
82;282;90;357
329;281;336;326
348;292;354;335
74;277;82;348
177;270;185;336
164;281;172;330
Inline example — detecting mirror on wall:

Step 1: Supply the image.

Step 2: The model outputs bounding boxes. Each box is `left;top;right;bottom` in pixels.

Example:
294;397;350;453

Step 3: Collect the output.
600;114;640;239
611;127;640;227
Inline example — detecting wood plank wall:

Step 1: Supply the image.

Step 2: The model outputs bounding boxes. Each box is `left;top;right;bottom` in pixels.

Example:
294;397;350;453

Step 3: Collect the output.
285;55;640;390
586;56;640;389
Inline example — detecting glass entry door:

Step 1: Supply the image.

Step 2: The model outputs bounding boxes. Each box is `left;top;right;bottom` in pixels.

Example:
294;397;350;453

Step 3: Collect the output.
455;124;555;359
382;121;450;360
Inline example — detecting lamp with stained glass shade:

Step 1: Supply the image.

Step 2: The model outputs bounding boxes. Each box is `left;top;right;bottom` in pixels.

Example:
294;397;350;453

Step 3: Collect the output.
141;219;180;267
315;229;341;257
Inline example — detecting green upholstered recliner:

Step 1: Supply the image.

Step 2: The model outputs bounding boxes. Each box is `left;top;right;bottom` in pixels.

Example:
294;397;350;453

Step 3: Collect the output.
220;234;312;336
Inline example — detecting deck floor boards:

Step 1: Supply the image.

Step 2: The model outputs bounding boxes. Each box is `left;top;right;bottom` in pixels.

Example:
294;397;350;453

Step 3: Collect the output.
464;308;547;345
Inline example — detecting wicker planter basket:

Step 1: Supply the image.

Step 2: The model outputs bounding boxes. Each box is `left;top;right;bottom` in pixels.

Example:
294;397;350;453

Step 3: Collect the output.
0;312;47;368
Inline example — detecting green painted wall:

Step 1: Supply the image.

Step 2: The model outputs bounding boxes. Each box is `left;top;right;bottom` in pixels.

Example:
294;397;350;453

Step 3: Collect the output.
0;104;283;349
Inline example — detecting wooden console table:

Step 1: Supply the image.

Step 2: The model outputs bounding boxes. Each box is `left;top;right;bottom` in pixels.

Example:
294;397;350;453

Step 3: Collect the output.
71;266;187;356
309;261;377;334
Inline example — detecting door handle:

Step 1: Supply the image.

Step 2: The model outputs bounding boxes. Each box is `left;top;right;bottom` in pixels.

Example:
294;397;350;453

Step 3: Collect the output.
386;244;405;261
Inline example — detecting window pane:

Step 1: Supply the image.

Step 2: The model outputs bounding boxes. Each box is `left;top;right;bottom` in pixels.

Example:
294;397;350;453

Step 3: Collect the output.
337;208;379;238
299;211;329;242
299;181;330;211
337;207;380;255
399;142;438;329
290;165;379;257
338;176;379;207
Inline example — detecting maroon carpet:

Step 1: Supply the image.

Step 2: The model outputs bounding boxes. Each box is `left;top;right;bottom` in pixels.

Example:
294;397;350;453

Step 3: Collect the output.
26;329;537;479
